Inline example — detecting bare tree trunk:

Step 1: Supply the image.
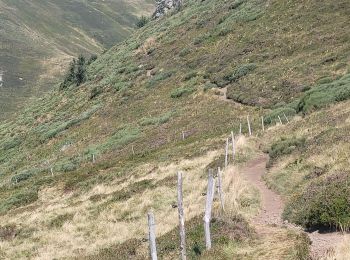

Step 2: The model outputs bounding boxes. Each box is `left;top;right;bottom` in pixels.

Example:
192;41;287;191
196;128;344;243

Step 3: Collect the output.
177;172;187;260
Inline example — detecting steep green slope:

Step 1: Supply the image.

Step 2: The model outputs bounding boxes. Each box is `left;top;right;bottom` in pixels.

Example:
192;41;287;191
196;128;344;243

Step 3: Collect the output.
0;0;154;119
0;0;349;258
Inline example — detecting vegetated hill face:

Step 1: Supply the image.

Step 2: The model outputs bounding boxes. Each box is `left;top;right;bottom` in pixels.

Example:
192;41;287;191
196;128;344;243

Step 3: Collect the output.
0;0;349;258
0;0;154;119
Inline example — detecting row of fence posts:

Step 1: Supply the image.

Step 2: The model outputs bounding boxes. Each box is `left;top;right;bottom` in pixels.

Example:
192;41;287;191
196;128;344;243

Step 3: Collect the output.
146;126;240;259
147;167;227;259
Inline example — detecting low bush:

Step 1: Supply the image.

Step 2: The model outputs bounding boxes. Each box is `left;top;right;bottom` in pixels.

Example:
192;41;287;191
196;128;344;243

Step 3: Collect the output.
0;190;38;213
11;170;34;184
170;87;195;98
140;111;173;126
2;136;21;151
146;71;174;88
264;106;297;125
183;71;197;81
297;73;350;113
269;137;306;161
136;16;149;28
284;172;350;231
179;47;191;57
224;63;257;83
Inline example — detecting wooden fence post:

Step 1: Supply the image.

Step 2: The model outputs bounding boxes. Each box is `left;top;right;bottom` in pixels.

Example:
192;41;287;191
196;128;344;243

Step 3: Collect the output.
261;116;265;132
217;167;224;212
148;212;158;260
177;171;187;260
247;115;252;136
92;154;96;163
182;131;185;140
278;115;283;124
50;168;54;177
283;113;289;123
231;131;235;160
204;170;215;250
239;122;242;135
132;145;135;156
225;138;229;168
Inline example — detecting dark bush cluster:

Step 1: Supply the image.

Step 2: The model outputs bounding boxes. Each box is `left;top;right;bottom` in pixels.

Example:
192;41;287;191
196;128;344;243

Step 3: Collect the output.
136;16;149;28
284;172;350;231
60;54;97;90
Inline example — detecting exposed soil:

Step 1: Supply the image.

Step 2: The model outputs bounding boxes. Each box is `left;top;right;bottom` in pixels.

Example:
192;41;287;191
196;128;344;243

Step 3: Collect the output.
242;154;344;259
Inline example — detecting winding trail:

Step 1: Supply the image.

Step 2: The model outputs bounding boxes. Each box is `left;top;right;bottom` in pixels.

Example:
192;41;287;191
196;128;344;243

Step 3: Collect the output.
242;154;343;259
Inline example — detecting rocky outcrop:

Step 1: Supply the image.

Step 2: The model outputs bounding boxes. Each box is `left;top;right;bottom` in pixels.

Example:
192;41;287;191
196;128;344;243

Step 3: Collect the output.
153;0;182;18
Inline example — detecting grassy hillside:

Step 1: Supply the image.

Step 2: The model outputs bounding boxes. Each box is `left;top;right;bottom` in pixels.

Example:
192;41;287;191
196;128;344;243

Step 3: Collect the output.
0;0;154;119
0;0;349;258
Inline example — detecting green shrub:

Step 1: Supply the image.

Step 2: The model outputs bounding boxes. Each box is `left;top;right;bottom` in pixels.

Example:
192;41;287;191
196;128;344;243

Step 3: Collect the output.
170;87;195;98
284;172;350;231
269;137;306;160
297;73;350;113
2;136;21;150
41;105;100;141
136;16;149;28
60;54;93;90
183;71;197;81
140;111;173;126
179;48;191;57
203;82;217;91
0;190;38;213
146;71;173;88
264;107;297;125
224;63;257;82
90;87;102;99
11;170;34;184
92;127;140;154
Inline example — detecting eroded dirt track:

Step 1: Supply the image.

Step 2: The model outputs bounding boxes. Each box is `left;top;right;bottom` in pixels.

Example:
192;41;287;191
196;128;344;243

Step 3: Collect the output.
242;154;343;259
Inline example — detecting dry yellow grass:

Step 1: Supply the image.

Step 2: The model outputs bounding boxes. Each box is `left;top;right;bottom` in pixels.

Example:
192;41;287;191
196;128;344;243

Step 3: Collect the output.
0;135;259;259
323;235;350;260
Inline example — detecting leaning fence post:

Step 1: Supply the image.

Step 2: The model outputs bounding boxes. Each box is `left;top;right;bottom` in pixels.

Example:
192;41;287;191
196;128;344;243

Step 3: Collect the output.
217;167;224;212
148;212;158;260
204;170;215;250
231;131;235;160
225;138;229;168
261;116;265;132
283;113;289;123
247;115;252;136
132;145;135;156
177;172;187;260
278;115;283;124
